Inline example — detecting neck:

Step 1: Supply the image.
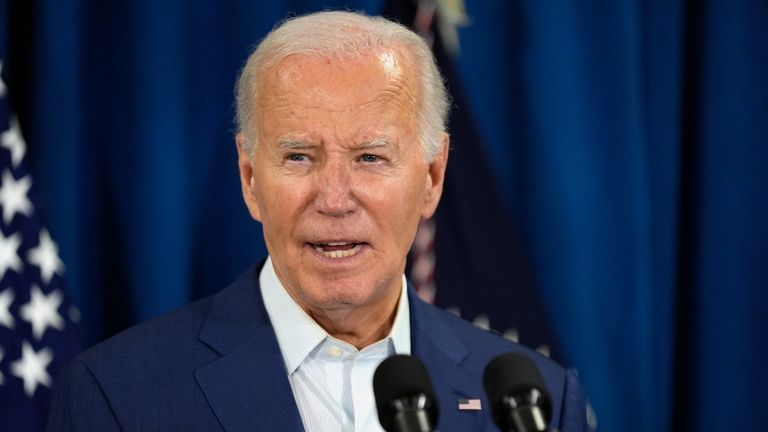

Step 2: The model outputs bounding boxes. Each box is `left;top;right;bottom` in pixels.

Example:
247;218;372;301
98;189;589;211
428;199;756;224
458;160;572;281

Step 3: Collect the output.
268;258;405;350
307;288;401;350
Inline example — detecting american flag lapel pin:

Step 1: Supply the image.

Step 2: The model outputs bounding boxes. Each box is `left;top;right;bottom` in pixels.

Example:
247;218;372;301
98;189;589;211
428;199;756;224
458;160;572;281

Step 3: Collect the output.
457;398;482;411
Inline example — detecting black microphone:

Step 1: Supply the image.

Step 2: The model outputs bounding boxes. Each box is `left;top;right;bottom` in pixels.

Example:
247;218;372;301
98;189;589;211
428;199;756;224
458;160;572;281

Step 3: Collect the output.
373;354;439;432
483;352;552;432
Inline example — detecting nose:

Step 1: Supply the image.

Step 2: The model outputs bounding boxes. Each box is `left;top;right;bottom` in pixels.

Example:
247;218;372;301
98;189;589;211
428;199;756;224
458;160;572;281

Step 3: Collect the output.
314;160;357;217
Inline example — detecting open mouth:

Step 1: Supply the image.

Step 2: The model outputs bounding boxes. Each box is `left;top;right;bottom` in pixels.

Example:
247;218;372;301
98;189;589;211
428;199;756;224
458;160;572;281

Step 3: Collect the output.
309;241;366;259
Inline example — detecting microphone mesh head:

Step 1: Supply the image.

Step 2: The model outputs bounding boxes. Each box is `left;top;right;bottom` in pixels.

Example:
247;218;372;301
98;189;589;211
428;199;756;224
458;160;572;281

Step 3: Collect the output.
373;354;439;430
483;352;552;420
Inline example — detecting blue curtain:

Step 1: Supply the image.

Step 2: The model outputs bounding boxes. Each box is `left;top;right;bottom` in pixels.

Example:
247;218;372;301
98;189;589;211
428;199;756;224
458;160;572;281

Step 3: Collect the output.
4;1;766;431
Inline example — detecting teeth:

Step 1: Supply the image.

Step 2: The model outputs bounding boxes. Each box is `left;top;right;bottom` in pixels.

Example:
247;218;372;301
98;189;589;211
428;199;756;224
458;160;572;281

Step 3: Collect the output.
313;244;363;259
326;242;349;246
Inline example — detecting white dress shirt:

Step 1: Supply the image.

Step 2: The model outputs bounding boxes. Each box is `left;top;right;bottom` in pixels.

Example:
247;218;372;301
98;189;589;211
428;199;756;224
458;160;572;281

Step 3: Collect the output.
260;257;411;432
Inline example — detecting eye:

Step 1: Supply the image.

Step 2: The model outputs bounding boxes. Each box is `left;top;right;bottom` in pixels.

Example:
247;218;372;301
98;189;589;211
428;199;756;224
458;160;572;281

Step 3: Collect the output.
286;153;309;162
359;154;380;163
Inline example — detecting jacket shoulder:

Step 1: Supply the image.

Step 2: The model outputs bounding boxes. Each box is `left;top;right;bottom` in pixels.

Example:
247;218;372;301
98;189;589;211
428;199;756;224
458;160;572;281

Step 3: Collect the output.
417;302;592;431
419;301;565;378
78;294;215;372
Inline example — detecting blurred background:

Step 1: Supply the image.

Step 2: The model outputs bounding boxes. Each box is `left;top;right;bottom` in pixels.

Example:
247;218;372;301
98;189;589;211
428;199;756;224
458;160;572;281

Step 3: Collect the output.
1;0;767;431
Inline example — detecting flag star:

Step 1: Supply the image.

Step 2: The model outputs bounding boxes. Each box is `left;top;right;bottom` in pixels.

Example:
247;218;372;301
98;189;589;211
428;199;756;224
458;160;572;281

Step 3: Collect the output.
10;341;53;397
472;313;490;330
0;230;23;279
1;115;27;167
0;287;15;329
27;229;65;285
435;0;471;56
535;345;551;358
446;305;461;317
503;327;519;343
20;285;64;340
0;170;33;224
0;347;4;385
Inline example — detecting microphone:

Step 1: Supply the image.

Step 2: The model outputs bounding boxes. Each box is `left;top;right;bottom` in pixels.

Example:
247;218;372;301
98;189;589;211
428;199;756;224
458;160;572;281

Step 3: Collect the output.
373;354;439;432
483;352;552;432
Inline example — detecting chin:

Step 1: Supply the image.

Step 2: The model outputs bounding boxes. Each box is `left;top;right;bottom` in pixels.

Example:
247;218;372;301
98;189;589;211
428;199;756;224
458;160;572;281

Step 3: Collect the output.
308;282;374;308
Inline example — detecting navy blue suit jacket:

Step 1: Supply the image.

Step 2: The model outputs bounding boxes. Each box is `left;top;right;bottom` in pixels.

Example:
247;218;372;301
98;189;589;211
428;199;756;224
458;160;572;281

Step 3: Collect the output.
47;264;591;431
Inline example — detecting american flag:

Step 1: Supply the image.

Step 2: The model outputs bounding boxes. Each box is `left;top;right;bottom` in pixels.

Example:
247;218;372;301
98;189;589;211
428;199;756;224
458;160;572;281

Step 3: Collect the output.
457;398;482;411
392;0;558;358
0;59;81;431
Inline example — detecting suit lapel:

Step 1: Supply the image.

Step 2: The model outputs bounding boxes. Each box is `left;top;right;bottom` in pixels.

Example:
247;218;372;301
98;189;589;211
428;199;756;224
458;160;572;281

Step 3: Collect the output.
192;269;490;431
194;264;304;432
410;289;489;432
194;325;304;431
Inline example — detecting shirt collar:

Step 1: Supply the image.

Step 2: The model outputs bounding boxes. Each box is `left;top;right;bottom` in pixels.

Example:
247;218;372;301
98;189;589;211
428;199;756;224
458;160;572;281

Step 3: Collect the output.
260;256;411;375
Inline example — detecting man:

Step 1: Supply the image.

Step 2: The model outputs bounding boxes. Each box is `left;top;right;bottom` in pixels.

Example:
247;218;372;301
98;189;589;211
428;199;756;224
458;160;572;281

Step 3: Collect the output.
47;11;591;431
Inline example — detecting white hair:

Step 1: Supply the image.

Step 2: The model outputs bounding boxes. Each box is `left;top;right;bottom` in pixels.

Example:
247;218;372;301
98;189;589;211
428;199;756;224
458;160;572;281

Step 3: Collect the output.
235;10;450;161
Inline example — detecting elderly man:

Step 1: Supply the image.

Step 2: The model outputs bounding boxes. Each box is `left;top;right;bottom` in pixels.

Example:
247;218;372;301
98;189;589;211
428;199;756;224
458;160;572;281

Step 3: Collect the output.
47;11;591;432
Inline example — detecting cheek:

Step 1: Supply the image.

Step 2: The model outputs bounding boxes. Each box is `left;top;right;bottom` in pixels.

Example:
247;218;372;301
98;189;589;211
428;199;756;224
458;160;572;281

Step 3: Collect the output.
366;175;426;233
254;178;307;232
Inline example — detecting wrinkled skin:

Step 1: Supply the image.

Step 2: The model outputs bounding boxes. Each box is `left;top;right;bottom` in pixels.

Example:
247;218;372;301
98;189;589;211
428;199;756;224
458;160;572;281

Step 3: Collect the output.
237;48;448;348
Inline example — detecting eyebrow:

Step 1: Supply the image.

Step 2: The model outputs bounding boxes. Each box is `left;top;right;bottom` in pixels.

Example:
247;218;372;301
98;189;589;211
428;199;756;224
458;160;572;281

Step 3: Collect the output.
277;137;392;150
356;138;391;150
277;138;314;150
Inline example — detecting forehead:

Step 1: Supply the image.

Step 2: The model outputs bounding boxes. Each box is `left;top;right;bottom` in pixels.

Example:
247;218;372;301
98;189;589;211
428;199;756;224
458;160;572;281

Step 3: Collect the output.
256;48;419;122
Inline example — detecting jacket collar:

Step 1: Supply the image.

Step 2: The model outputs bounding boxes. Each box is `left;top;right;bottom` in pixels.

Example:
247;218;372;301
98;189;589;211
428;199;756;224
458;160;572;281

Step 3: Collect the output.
410;288;489;431
193;263;487;432
194;262;305;432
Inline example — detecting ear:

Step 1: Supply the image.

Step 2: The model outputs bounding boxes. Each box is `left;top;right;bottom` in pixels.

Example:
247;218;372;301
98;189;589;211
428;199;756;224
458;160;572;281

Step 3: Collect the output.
236;133;263;222
421;133;449;220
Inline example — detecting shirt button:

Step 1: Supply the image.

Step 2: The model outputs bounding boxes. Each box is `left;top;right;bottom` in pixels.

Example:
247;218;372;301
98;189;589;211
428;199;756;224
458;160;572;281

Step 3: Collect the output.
328;346;343;358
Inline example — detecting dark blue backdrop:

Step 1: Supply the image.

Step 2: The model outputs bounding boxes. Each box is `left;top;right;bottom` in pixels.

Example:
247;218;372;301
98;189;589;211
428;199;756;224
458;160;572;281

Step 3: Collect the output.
2;1;766;431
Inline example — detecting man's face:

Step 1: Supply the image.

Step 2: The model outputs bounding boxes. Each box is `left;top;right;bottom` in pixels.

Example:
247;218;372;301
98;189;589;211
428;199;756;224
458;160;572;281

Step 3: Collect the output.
237;48;447;318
